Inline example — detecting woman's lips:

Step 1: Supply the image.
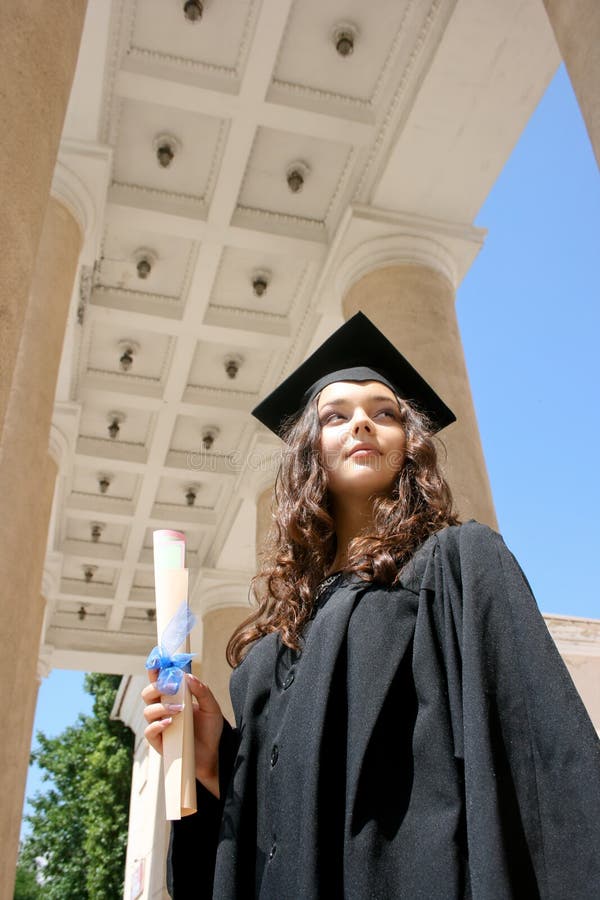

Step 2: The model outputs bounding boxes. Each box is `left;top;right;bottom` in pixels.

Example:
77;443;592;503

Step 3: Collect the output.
347;444;381;458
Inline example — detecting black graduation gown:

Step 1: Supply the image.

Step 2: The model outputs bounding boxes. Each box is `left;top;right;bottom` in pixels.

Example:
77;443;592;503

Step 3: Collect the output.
168;521;600;899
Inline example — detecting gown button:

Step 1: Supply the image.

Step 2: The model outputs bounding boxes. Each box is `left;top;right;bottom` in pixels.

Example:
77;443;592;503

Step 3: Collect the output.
268;843;277;860
283;672;295;690
270;745;279;767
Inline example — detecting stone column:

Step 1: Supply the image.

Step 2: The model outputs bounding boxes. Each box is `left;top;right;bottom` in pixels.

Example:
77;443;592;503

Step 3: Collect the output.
343;263;497;528
0;0;87;433
543;0;600;171
200;607;251;722
0;196;82;896
255;484;275;571
199;484;274;722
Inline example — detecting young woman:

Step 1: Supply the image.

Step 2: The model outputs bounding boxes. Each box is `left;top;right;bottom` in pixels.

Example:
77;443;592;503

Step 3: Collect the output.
143;313;600;899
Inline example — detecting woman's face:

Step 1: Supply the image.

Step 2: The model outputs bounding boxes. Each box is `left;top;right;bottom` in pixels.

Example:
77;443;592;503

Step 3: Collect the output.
317;380;406;501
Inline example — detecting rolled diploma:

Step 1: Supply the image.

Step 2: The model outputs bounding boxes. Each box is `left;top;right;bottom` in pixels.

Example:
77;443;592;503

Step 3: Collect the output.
153;529;197;819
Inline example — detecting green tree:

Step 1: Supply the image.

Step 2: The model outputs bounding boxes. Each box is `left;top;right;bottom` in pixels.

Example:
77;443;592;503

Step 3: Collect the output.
20;674;134;900
13;854;42;900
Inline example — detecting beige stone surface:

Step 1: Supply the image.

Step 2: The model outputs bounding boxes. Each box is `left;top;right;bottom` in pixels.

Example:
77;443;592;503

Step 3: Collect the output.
343;264;497;528
196;489;274;730
0;197;81;896
562;654;600;730
2;466;56;899
255;485;275;571
543;0;600;170
0;0;87;436
200;607;253;725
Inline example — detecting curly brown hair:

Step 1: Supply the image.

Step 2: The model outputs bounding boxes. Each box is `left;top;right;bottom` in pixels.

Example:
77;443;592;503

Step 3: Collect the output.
226;391;459;667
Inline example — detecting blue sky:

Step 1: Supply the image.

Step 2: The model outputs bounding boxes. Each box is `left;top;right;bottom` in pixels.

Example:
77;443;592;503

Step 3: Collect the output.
22;63;599;833
457;63;600;619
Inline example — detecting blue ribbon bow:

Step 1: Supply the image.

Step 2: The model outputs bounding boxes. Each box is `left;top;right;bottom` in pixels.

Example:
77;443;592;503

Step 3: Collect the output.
145;600;197;695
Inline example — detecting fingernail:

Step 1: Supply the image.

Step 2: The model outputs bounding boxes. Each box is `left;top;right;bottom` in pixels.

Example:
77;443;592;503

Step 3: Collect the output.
166;703;184;712
186;673;201;684
161;717;173;726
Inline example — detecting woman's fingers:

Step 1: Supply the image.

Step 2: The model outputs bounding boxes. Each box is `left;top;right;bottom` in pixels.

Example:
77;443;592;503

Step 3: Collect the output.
142;676;218;716
143;698;184;755
142;671;221;760
141;680;162;705
185;674;222;715
144;718;172;754
143;700;184;724
143;670;220;716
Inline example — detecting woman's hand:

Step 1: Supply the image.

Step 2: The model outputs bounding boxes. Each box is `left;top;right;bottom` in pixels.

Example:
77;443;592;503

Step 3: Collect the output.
142;670;224;798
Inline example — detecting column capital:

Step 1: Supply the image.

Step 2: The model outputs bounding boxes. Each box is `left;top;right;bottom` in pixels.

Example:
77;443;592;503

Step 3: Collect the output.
37;645;54;682
47;406;81;561
321;205;486;310
41;552;63;602
251;465;279;503
48;403;81;469
51;139;112;266
189;567;254;615
199;584;253;618
238;433;281;501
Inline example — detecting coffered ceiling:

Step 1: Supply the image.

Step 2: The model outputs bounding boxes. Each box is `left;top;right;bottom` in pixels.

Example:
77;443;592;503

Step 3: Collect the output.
42;0;559;674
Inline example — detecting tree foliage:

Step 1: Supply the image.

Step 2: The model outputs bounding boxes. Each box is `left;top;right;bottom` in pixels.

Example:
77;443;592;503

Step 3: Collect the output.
13;856;42;900
19;674;134;900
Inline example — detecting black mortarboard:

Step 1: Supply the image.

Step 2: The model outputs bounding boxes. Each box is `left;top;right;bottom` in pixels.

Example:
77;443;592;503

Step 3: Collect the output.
251;311;456;437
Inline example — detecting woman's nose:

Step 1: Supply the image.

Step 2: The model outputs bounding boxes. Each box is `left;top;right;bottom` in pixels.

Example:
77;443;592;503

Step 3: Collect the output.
351;409;372;433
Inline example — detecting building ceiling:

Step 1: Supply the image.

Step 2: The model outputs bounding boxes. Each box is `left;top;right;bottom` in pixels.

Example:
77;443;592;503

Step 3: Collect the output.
42;0;559;674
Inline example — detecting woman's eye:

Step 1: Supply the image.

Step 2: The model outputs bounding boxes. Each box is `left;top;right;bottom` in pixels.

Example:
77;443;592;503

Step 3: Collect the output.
321;413;345;425
376;409;397;419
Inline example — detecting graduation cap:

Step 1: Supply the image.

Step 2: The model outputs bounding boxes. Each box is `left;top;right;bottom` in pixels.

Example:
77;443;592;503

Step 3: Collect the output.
251;311;456;437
